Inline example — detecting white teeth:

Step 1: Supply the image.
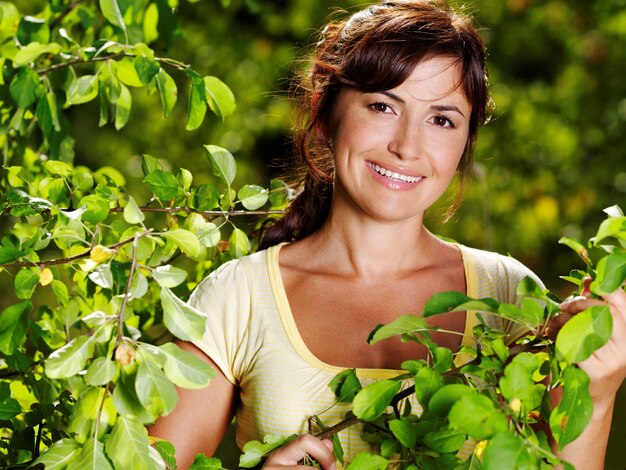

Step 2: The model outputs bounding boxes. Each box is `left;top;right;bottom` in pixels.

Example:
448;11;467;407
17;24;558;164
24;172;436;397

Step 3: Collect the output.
368;162;422;183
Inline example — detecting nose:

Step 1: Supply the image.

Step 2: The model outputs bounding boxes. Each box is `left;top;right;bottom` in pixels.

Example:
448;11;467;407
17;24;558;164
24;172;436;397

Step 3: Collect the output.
387;119;422;160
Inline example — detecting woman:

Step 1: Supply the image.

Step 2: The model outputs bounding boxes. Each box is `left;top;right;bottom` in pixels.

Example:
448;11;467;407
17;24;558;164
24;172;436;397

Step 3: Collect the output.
149;1;626;468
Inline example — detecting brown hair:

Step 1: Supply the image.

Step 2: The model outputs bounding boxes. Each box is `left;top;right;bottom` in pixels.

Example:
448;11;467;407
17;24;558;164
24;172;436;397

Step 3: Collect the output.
260;0;491;249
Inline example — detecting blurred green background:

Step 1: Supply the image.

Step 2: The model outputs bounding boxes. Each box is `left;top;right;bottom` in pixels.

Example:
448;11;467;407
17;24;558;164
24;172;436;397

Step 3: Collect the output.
13;0;626;466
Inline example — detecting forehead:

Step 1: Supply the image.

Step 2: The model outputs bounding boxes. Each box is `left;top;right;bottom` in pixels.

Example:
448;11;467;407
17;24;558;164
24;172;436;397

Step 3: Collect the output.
396;56;469;107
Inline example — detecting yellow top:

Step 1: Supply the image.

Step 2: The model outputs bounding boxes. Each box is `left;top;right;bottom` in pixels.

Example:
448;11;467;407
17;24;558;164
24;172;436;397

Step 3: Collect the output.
190;243;540;465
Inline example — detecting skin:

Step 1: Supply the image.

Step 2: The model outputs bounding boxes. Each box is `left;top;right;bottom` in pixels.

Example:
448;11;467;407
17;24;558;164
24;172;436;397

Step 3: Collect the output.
148;56;626;469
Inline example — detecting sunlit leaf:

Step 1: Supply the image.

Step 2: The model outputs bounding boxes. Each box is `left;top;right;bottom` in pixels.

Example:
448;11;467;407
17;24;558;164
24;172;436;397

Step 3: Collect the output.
135;359;178;416
89;264;114;289
353;379;401;421
9;67;42;107
428;384;474;417
45;336;95;378
238;184;269;210
204;145;236;186
155;69;177;118
591;252;626;295
135;56;160;85
141;154;162;176
159;342;215;389
14;268;39;299
34;438;81;469
345;452;389;470
0;301;31;355
204;75;236;120
144;169;178;200
13;41;62;67
114;82;132;129
162;229;201;258
153;265;188;288
85;357;117;386
105;416;161;470
228;227;250;258
67;437;114;470
239;435;297;468
189;454;222;469
160;287;206;341
389;418;418;448
186;73;207;130
482;433;538;470
555;305;612;363
549;366;592;449
99;0;126;31
423;426;467;453
124;195;145;224
413;367;443;408
448;393;508;441
68;74;99;105
423;291;499;317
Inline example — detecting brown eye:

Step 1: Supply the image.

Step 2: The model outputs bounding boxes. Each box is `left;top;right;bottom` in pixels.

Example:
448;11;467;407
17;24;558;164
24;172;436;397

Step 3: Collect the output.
369;102;393;113
433;115;453;127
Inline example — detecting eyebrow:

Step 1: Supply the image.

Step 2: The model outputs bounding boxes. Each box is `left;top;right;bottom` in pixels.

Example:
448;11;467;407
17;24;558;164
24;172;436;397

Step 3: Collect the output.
378;91;466;118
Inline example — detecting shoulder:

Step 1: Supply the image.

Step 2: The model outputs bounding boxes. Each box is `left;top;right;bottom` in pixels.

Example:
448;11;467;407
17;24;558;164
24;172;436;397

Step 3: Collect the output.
458;244;544;296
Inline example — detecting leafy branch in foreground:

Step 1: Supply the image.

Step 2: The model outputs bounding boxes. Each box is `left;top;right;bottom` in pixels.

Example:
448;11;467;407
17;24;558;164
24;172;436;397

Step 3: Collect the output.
240;205;626;470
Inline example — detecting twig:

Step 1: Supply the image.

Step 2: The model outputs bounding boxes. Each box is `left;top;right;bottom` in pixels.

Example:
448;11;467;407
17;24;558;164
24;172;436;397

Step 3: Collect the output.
117;232;147;344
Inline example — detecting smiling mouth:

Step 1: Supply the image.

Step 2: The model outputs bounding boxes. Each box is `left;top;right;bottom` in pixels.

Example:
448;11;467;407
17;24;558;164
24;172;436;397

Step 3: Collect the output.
367;162;423;183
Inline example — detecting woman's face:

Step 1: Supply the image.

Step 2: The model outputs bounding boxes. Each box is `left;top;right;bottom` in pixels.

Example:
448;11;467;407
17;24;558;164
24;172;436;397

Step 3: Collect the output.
328;56;472;224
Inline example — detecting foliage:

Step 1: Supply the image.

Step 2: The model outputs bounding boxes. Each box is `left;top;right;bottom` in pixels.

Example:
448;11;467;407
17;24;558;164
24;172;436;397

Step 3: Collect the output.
240;206;626;469
0;0;288;468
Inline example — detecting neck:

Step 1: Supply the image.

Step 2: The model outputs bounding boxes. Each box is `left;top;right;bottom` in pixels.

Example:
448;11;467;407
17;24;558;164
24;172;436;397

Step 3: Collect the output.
303;202;443;279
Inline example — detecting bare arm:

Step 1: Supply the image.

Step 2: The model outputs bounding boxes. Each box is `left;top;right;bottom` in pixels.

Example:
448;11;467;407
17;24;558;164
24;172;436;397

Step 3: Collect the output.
147;340;237;468
555;289;626;469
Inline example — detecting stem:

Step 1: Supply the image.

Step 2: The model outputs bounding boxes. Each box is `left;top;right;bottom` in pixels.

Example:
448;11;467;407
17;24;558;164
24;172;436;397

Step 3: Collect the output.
0;233;143;268
117;232;143;344
33;423;43;459
314;416;365;440
108;206;285;217
37;52;127;75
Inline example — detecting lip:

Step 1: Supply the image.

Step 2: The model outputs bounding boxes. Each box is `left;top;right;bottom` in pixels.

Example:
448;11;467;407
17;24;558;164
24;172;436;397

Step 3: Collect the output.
366;160;425;190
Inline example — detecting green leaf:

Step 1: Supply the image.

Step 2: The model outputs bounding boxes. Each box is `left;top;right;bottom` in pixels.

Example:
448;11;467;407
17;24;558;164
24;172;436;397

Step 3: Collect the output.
154;441;177;469
114;82;132;129
189;454;223;469
67;437;114;470
228;227;250;258
368;314;431;345
78;194;110;224
239;434;297;468
555;305;612;363
141;154;162;176
269;178;288;209
550;366;593;449
9;67;42;107
238;184;269;210
34;438;81;469
352;379;401;421
112;370;155;423
13;41;62;67
135;56;160;85
196;221;221;248
329;368;362;402
179;168;193;191
591;252;626;295
89;264;114;289
204;145;236;186
448;393;508;441
159;342;215;389
17;15;49;44
36;92;61;135
105;416;161;470
389;418;418;447
345;452;389;470
413;367;443;408
558;237;591;265
162;229;201;258
43;160;73;177
195;183;220;210
124;195;145;224
482;433;538;470
153;265;188;288
45;336;95;378
594;216;626;244
14;267;39;299
144;169;179;200
0;246;23;264
160;287;207;341
432;346;453;373
135;359;178;416
68;74;99;105
204;75;236;120
428;384;477;417
423;427;467;453
99;0;126;31
0;301;31;355
0;396;21;420
187;74;207;130
85;357;117;386
423;291;500;317
155;69;177;118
